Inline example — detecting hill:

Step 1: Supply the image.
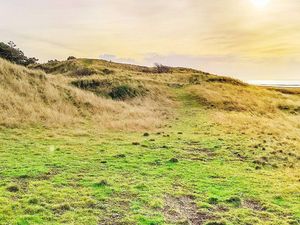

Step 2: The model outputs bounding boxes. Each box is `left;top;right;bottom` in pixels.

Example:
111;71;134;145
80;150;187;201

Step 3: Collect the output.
0;58;174;130
0;58;299;225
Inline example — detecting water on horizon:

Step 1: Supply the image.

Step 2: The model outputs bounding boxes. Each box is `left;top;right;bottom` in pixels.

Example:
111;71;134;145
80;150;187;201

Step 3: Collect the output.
247;80;300;88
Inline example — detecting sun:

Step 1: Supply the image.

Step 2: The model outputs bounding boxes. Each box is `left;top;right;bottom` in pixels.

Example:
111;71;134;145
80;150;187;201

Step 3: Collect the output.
251;0;270;8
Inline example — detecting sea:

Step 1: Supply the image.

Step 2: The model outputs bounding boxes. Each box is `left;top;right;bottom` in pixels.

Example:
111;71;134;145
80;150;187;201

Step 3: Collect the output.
247;80;300;88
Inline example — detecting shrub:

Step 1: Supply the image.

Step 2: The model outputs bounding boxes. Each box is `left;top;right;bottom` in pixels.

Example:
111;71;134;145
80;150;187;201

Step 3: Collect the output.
47;59;59;64
208;197;219;205
95;180;109;187
67;56;76;60
28;198;39;205
102;68;114;75
109;85;144;100
154;63;171;73
169;158;179;163
226;196;241;207
278;104;300;114
205;221;226;225
71;79;111;90
6;185;19;192
189;74;203;84
74;68;96;76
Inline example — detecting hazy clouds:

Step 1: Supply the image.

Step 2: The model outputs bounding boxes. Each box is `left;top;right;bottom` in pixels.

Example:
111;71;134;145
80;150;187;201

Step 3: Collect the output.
1;0;300;80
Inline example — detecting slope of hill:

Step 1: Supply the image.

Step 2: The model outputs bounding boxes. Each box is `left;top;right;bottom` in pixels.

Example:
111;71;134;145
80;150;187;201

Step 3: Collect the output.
0;58;174;130
0;58;299;225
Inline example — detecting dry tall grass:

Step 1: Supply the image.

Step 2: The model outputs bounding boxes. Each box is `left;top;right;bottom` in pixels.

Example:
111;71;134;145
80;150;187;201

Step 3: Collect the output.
0;59;174;130
187;82;300;145
4;56;299;137
188;83;300;115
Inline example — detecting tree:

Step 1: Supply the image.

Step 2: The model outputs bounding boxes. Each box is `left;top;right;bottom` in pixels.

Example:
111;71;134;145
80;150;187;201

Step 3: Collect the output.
7;41;16;48
0;41;38;66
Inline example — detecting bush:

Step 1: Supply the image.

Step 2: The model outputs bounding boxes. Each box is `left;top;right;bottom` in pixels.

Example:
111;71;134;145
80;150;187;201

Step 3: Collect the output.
47;59;59;64
6;185;19;192
154;63;171;73
71;79;111;90
109;85;144;100
102;68;114;75
74;68;96;76
0;41;38;66
205;221;226;225
71;79;146;100
226;196;241;207
95;180;109;187
208;197;219;205
67;56;76;60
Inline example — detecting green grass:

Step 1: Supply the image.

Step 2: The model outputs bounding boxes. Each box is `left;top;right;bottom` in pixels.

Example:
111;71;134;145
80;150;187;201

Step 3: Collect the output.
0;90;299;225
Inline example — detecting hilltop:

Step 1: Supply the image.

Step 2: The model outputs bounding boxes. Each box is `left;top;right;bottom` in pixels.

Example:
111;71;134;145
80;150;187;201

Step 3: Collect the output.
0;58;299;225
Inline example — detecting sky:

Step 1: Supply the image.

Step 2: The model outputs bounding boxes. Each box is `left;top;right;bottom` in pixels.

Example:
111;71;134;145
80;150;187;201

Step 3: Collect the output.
1;0;300;80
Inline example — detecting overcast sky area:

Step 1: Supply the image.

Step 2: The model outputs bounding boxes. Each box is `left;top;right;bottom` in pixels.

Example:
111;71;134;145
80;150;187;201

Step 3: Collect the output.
1;0;300;80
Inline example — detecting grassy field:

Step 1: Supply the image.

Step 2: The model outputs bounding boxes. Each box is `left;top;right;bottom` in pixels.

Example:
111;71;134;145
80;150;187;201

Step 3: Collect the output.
0;59;299;225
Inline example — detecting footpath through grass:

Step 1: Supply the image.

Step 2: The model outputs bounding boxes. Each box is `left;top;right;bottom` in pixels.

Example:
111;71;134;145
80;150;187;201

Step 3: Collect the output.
0;90;299;225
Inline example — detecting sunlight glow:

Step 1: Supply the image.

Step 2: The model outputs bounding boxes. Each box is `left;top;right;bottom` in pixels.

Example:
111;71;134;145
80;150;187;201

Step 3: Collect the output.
251;0;271;8
2;0;300;80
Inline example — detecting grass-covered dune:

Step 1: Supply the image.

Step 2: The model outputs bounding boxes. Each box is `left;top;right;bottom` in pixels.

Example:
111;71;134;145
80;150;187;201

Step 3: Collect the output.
0;58;174;130
0;58;299;225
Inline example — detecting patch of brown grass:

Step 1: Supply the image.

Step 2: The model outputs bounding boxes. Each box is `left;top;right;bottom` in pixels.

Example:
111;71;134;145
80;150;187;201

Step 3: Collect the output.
164;195;216;224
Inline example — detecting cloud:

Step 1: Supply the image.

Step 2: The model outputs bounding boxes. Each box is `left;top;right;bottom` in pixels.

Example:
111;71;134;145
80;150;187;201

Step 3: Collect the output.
1;0;300;79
